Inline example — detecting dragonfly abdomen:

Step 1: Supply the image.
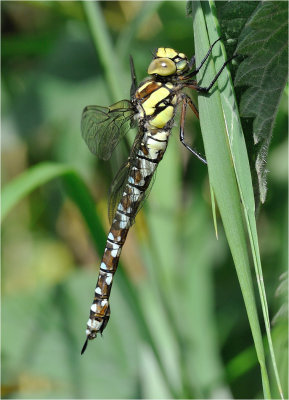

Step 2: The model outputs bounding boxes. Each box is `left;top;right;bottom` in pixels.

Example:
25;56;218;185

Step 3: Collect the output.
85;224;129;341
84;134;171;343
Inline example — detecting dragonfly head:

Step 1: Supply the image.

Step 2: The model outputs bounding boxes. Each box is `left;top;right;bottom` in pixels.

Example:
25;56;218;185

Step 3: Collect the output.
148;48;189;77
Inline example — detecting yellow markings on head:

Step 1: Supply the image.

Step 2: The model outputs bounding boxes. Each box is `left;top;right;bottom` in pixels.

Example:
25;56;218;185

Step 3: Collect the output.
142;87;170;116
149;48;189;76
165;82;174;89
150;106;174;128
156;48;178;58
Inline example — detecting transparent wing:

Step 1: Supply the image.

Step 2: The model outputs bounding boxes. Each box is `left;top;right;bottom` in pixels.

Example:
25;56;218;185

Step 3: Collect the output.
134;170;156;218
81;100;135;160
108;160;131;224
107;130;156;225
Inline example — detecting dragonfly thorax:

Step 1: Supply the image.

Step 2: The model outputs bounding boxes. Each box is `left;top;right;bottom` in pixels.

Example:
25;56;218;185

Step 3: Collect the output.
134;79;178;130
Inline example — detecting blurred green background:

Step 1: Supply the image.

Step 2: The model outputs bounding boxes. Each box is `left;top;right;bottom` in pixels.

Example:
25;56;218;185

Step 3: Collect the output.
1;1;287;399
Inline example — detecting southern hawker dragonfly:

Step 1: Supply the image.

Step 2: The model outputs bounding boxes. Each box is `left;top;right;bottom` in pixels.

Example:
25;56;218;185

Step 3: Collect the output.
81;38;233;354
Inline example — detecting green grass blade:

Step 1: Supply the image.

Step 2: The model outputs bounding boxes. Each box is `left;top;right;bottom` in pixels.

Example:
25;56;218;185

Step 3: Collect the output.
191;2;271;398
116;1;162;61
82;1;127;100
210;185;218;239
207;2;284;398
2;163;74;223
1;162;105;249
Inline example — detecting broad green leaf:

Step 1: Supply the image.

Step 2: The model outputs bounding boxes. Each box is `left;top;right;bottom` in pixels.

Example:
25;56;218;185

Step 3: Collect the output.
215;1;259;59
235;2;288;203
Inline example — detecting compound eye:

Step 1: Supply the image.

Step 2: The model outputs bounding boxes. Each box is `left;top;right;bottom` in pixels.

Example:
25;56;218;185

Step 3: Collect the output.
147;58;177;76
176;59;188;73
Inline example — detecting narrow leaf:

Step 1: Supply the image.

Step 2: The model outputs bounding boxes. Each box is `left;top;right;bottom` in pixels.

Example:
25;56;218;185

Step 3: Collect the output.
191;2;272;397
2;163;74;223
207;2;285;397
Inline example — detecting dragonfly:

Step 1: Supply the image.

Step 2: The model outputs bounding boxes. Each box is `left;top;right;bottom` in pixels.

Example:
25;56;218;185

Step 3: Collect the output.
81;38;234;354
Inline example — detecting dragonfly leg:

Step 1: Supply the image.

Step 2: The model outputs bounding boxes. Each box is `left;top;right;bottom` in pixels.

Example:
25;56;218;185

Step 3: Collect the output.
187;37;222;76
186;55;237;93
186;95;199;119
179;95;207;165
188;55;195;69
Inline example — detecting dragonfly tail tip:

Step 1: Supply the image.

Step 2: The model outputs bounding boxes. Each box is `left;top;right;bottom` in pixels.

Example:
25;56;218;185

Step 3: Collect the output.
81;337;89;355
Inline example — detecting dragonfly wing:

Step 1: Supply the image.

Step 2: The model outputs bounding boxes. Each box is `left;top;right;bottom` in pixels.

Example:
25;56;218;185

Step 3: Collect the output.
108;130;156;226
108;160;131;224
134;168;156;218
81;100;135;160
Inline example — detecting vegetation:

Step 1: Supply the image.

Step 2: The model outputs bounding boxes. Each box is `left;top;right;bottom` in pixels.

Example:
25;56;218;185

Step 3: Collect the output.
2;1;287;399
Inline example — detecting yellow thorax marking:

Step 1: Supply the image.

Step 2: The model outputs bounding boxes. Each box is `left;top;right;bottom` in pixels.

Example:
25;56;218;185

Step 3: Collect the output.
137;81;161;94
165;82;174;89
137;81;151;93
156;48;178;58
149;130;169;141
142;87;170;116
171;95;177;105
150;106;174;128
